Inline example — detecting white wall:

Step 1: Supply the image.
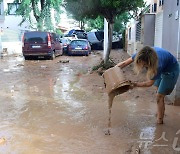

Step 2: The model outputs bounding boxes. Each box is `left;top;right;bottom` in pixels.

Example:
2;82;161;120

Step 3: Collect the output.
127;20;138;56
0;0;30;31
0;0;30;55
2;16;30;31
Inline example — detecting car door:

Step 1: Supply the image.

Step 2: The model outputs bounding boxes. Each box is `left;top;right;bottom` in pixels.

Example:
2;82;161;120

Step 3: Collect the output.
51;33;62;56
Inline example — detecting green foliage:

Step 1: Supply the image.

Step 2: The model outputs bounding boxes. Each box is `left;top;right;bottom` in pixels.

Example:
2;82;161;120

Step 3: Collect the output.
85;13;130;33
64;0;144;23
85;16;104;31
13;0;62;31
56;29;62;35
114;12;131;33
64;0;99;21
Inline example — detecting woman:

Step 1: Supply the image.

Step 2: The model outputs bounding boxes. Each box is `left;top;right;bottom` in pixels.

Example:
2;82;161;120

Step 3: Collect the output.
116;46;179;124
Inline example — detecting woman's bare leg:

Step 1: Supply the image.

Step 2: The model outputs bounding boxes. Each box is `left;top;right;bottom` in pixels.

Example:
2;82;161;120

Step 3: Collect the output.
156;93;165;124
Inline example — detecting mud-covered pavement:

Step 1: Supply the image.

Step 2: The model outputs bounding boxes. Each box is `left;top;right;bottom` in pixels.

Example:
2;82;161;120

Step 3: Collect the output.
0;50;180;154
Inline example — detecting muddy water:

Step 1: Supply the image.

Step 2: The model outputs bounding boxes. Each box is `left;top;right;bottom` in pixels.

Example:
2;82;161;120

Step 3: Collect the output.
0;54;180;154
106;85;131;135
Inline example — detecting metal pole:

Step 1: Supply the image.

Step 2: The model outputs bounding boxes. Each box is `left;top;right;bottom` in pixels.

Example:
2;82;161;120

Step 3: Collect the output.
104;18;108;60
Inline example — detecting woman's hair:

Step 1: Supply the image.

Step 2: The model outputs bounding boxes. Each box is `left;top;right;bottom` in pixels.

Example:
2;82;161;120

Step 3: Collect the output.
134;46;158;79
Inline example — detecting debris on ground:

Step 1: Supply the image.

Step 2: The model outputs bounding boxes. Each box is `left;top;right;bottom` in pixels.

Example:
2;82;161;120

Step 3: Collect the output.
3;69;10;72
0;137;6;145
135;96;140;99
57;60;69;63
91;58;116;75
17;64;24;67
41;65;48;68
135;147;141;154
76;72;82;77
1;48;8;57
104;129;111;135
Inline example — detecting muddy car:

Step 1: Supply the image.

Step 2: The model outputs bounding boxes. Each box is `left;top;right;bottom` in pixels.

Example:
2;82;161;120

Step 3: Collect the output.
61;37;71;55
67;39;91;56
22;31;63;60
87;30;122;49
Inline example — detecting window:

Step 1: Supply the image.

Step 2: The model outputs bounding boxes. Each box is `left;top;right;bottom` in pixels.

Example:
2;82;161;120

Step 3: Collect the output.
159;0;164;6
7;3;20;15
177;0;179;6
136;22;141;42
152;3;157;12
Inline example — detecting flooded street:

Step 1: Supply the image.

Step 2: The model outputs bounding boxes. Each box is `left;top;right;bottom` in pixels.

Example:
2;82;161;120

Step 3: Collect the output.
0;51;180;154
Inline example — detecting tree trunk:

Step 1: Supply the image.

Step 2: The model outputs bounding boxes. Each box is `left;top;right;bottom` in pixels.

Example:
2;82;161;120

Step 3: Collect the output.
79;20;85;30
37;18;43;31
104;22;113;64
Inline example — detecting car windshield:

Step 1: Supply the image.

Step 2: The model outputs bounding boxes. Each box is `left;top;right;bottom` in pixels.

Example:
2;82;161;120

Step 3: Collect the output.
71;40;87;46
61;39;70;44
95;31;104;41
24;32;48;43
74;30;85;33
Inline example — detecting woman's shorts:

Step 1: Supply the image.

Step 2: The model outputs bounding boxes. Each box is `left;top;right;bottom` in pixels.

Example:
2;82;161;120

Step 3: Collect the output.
154;62;179;95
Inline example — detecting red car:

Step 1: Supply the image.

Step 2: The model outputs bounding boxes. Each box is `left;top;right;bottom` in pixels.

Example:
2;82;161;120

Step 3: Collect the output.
22;31;63;60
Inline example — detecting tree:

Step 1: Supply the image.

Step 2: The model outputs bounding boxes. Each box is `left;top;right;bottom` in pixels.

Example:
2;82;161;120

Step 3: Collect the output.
114;12;131;33
64;0;88;30
64;0;144;64
85;16;104;31
85;13;130;35
13;0;62;31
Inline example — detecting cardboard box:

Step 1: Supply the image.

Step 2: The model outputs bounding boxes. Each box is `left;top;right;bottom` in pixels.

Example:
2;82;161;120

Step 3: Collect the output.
103;66;131;95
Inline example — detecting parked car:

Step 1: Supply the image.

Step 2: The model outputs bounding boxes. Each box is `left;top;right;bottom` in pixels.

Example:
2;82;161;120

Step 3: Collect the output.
22;31;63;60
64;34;78;41
87;30;104;49
67;29;87;39
60;37;71;54
87;30;122;49
67;39;91;56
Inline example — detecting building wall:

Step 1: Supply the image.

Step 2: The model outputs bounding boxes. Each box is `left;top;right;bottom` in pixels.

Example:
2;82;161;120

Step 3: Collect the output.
0;0;30;31
0;0;31;55
126;15;155;56
162;1;179;56
162;0;180;105
154;11;163;47
127;21;138;56
150;0;163;13
143;14;155;46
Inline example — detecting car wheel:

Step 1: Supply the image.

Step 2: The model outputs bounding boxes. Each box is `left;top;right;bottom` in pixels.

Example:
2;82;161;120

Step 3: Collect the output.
85;52;89;56
63;49;67;55
24;56;30;60
101;40;104;50
60;49;63;56
67;51;71;56
50;52;55;60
